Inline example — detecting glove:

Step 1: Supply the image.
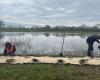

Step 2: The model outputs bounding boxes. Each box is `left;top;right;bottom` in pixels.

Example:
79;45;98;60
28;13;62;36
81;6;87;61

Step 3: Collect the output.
98;45;100;50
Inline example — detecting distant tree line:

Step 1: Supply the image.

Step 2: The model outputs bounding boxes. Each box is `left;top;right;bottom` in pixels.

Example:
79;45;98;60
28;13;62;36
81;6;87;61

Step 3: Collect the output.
0;19;100;32
31;25;100;32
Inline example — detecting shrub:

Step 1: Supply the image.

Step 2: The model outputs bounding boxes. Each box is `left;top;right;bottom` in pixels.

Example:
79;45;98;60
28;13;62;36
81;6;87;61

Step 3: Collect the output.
59;53;63;57
32;58;39;63
6;58;15;63
57;59;64;64
79;59;88;65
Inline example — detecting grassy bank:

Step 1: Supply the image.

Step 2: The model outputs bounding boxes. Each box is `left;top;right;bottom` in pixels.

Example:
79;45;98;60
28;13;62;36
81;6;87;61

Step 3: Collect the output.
0;64;100;80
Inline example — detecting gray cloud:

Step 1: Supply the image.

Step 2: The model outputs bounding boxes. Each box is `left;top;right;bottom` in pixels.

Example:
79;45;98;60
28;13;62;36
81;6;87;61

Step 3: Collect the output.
0;0;100;26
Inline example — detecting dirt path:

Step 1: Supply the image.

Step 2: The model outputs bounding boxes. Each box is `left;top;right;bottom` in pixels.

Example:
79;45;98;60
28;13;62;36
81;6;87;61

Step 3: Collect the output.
1;56;100;65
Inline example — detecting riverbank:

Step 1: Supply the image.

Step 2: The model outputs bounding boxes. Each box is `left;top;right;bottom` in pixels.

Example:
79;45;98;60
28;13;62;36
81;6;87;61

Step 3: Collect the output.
0;56;100;65
0;56;100;80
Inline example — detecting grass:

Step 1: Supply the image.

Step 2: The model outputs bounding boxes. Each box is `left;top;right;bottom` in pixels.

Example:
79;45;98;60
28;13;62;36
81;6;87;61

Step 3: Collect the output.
0;64;99;80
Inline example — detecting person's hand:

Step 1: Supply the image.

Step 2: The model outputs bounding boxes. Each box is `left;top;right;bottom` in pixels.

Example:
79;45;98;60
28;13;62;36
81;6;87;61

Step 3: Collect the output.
98;45;100;50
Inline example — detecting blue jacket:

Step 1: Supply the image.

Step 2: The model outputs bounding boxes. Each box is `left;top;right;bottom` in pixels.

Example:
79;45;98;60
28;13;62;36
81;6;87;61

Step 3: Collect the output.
87;35;100;44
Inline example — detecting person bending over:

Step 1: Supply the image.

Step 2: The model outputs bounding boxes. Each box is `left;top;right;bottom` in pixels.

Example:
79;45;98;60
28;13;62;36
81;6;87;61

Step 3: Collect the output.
86;35;100;57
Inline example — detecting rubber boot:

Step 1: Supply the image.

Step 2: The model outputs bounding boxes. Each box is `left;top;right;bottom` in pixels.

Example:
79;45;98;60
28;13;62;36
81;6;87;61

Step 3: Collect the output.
90;51;94;58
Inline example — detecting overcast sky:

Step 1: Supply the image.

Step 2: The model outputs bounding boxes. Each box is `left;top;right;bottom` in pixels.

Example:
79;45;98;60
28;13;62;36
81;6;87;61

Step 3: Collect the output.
0;0;100;26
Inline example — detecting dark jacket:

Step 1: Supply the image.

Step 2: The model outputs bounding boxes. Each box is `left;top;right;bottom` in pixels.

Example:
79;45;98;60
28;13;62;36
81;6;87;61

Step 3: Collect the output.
4;45;16;54
87;35;100;45
3;42;16;56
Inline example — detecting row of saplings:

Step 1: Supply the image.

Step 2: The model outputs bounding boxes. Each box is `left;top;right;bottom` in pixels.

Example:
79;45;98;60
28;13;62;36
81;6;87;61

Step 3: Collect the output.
3;35;100;58
6;58;88;65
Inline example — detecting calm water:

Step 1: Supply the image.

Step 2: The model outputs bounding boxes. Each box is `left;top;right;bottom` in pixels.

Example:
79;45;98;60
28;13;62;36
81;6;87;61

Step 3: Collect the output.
0;32;100;56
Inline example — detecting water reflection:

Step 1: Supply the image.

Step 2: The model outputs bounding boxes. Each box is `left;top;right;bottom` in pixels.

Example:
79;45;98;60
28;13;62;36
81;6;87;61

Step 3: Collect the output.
0;32;4;40
0;32;99;57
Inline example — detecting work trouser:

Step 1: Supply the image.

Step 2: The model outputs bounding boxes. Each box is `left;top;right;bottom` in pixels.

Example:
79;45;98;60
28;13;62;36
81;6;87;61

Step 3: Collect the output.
3;52;15;56
87;43;93;57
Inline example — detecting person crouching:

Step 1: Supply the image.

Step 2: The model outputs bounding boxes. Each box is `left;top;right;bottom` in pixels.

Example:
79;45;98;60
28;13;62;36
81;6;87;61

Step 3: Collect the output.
3;42;16;56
